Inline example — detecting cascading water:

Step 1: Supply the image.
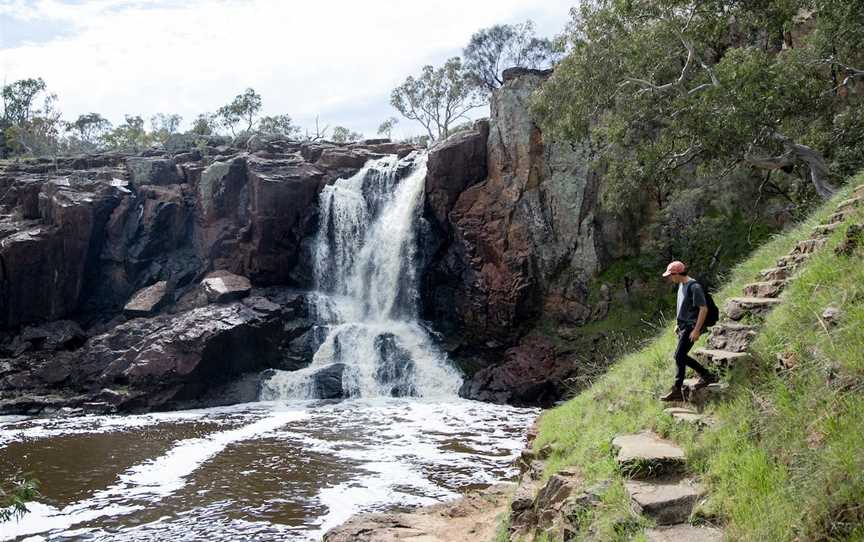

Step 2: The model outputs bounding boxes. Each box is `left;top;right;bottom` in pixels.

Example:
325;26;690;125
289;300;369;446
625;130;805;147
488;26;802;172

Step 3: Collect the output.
261;153;462;400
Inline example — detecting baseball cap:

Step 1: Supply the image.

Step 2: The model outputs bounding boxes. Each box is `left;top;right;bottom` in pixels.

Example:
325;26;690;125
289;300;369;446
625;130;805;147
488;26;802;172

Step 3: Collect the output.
662;261;686;277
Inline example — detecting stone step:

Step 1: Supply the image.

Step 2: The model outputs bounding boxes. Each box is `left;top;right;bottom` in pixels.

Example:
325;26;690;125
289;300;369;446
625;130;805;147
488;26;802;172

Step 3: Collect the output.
663;407;714;427
836;195;863;211
725;297;783;321
645;524;724;542
625;478;705;525
682;378;728;405
776;252;809;268
759;266;792;281
611;431;685;478
829;210;850;224
742;279;786;299
790;237;827;256
706;322;759;353
812;222;841;237
694;348;751;368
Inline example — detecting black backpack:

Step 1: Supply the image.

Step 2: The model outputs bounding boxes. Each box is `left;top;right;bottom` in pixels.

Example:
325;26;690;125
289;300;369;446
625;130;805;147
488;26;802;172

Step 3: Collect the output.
692;277;720;328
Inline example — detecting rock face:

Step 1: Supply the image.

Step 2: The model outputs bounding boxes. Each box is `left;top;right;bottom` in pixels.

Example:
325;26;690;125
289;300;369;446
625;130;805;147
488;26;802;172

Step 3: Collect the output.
422;68;630;404
0;289;313;413
0;137;418;412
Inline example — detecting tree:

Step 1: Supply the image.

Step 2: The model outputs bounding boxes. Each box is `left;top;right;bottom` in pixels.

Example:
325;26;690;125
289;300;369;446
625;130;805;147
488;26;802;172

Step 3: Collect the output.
1;78;47;126
217;88;262;136
1;77;62;155
463;20;555;92
331;125;363;143
377;116;399;138
304;116;330;141
391;57;485;141
258;114;301;138
102;115;151;152
532;0;858;204
189;112;218;136
65;113;112;151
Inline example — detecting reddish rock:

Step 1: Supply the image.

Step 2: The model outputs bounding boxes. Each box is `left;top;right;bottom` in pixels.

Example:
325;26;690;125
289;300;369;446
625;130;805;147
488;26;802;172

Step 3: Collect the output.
124;281;171;317
202;270;251;303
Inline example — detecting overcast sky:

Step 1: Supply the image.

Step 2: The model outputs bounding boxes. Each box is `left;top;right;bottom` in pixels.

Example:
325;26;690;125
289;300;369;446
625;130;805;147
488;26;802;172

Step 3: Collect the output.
0;0;574;138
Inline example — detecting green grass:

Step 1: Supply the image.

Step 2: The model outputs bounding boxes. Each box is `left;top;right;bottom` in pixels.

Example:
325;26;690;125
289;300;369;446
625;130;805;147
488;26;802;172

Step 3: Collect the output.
530;173;864;541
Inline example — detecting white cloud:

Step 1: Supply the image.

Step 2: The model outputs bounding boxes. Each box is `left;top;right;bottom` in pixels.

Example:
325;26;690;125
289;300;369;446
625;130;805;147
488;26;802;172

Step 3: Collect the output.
0;0;573;137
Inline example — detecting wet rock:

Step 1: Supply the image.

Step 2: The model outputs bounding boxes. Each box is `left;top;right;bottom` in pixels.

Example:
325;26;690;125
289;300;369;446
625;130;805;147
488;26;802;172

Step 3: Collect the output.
311;363;346;400
459;334;573;407
374;333;416;397
202;270;252;303
124;281;171;317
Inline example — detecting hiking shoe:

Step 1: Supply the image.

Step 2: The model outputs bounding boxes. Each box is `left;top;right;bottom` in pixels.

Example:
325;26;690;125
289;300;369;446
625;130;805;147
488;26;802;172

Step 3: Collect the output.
660;386;685;402
693;374;718;390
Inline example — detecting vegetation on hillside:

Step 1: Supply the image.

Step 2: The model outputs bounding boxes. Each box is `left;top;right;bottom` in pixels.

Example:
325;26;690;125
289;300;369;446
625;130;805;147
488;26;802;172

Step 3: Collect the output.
529;173;864;541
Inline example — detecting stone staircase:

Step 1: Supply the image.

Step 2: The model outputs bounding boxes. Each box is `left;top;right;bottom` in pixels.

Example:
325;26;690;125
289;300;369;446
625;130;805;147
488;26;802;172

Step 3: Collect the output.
612;183;864;540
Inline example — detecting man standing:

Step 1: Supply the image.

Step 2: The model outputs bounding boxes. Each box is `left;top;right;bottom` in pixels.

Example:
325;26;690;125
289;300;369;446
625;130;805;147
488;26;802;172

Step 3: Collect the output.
660;261;717;401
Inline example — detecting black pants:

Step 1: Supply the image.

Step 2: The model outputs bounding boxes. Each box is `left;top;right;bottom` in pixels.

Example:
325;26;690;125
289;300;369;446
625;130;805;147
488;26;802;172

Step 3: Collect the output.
674;325;712;387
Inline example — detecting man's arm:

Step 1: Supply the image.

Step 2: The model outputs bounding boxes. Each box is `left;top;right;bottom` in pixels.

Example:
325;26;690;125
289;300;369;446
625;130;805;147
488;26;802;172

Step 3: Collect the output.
690;305;708;342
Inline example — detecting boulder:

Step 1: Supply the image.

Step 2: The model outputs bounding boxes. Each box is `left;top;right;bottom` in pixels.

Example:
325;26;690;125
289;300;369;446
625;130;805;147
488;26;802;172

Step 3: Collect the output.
19;320;87;351
125;157;182;187
459;334;573;407
311;363;346;399
124;281;171;317
202;270;252;303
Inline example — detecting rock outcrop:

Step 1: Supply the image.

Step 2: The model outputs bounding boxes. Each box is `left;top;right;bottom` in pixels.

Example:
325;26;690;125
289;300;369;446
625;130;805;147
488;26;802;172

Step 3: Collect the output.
421;68;630;404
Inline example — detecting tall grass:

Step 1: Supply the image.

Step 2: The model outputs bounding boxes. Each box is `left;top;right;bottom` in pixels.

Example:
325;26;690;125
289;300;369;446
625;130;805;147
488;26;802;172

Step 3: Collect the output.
532;174;864;541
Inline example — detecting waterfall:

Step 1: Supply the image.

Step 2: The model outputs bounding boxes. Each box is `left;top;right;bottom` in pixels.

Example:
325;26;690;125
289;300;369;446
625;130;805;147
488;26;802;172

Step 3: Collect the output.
260;153;462;400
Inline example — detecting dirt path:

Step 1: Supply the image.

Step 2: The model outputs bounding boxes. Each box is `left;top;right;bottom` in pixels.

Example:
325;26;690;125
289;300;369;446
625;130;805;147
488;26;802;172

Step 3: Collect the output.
322;484;513;542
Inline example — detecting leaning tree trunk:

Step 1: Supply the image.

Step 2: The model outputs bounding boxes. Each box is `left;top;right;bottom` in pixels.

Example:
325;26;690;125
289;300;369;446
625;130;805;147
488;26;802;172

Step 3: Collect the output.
745;133;836;200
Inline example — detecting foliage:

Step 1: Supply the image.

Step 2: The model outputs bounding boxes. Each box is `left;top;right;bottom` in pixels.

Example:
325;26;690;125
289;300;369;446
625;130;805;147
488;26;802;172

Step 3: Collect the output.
216;87;262;136
149;112;182;144
189;112;219;136
390;57;485;141
463;19;555;92
0;478;38;523
102;115;152;152
533;174;864;541
377;116;399;138
330;125;363;143
257;114;300;138
1;77;62;156
65;112;112;152
533;0;864;208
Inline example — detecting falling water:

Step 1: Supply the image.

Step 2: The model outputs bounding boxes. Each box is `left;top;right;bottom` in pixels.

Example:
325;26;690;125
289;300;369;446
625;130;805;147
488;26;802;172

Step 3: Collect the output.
261;153;462;400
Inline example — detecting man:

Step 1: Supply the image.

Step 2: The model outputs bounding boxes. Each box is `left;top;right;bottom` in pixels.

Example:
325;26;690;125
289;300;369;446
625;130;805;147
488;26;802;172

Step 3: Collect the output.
660;260;717;401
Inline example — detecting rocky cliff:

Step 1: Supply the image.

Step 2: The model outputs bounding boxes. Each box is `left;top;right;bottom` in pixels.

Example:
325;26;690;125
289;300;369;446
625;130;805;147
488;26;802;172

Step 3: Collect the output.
422;68;636;406
0;136;417;413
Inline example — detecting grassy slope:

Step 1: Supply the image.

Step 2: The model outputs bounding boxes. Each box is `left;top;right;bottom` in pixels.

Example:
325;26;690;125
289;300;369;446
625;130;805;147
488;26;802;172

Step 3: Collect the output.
531;173;864;541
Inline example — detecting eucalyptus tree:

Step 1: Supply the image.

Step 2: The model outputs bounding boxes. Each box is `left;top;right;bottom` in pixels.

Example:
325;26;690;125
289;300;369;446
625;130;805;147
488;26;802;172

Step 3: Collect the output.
463;20;555;92
330;126;363;143
533;0;864;206
390;57;485;141
258;114;301;138
66;113;112;151
217;88;262;136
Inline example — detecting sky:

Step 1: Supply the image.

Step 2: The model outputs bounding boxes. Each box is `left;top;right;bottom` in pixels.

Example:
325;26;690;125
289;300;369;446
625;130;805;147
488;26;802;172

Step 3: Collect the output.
0;0;575;139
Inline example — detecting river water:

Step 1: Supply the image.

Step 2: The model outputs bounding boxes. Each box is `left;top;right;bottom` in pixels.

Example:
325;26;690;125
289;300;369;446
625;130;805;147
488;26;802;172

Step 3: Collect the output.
0;399;536;540
1;153;536;540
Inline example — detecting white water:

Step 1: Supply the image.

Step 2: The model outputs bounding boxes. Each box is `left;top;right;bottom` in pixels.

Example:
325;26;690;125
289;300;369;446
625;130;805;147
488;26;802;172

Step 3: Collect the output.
261;154;461;400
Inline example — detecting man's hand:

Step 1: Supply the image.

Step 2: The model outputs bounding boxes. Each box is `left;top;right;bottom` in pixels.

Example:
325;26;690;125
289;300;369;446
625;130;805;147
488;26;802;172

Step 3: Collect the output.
689;328;701;342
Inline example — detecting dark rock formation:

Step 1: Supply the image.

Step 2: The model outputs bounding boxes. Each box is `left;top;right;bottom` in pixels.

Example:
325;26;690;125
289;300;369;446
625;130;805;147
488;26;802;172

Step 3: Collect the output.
202;270;251;303
0;289;312;413
124;281;171;317
310;363;347;400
